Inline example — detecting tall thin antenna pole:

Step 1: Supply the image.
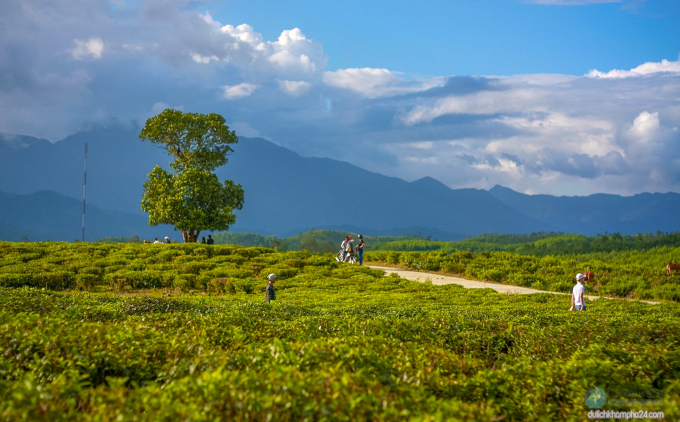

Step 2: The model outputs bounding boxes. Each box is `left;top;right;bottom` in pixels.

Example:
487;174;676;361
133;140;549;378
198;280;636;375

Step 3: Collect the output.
82;143;88;242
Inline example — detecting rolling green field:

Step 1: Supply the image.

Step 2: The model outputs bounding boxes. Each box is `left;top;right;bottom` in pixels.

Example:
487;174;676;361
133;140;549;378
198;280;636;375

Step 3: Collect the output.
0;242;678;420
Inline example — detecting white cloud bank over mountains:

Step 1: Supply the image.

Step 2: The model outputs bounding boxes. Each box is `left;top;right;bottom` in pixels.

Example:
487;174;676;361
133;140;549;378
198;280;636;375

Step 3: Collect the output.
0;0;678;197
587;58;680;78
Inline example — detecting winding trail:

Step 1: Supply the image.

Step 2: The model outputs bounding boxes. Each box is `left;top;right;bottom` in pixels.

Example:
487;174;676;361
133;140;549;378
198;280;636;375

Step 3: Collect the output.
366;264;659;304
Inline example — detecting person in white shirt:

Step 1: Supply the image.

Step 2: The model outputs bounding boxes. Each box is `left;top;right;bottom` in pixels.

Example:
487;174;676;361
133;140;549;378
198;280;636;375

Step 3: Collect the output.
570;273;587;311
338;235;353;262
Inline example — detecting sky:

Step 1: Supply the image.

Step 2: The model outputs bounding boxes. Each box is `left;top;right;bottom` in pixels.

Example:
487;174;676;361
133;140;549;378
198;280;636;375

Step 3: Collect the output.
1;0;679;196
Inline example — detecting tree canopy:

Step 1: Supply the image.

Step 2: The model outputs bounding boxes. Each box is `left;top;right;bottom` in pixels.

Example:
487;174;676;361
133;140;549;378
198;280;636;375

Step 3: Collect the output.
139;109;244;243
139;109;238;171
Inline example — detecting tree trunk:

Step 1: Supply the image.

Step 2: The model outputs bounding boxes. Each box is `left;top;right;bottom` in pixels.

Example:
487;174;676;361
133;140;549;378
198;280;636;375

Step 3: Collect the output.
181;230;201;242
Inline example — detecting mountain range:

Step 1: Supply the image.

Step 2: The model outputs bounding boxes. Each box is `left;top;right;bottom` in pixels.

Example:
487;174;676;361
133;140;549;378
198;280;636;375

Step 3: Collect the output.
1;124;679;242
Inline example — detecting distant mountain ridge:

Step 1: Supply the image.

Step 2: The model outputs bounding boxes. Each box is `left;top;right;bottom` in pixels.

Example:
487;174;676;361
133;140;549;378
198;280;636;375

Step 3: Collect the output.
1;123;679;241
0;190;173;242
488;185;680;235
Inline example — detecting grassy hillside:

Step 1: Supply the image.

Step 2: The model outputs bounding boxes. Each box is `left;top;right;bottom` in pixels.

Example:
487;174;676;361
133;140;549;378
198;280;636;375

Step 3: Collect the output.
0;242;677;420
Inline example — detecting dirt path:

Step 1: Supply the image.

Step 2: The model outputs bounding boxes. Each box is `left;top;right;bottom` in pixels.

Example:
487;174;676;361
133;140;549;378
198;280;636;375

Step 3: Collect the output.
367;264;659;304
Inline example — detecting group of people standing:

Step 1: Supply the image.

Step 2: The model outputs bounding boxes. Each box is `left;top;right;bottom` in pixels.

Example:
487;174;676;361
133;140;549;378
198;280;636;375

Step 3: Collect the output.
148;235;214;244
339;234;365;265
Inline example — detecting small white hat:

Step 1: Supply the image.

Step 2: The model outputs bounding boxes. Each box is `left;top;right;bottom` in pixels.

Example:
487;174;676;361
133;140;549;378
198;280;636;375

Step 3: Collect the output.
576;273;586;281
267;273;277;281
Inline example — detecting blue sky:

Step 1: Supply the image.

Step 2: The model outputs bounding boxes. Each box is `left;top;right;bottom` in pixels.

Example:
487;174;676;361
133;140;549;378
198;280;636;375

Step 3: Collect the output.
211;0;680;75
1;0;679;196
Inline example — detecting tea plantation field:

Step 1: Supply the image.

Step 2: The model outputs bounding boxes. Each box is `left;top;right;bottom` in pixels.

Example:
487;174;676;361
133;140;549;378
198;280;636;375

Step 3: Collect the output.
366;247;680;302
0;242;678;421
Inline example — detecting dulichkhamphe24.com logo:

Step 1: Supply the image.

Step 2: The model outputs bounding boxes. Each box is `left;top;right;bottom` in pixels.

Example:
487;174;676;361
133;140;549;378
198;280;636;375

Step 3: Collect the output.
587;410;665;420
585;387;607;409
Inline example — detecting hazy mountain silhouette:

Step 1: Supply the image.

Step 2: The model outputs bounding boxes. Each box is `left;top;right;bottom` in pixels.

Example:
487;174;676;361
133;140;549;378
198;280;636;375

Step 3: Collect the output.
1;122;678;241
0;190;174;242
488;185;680;235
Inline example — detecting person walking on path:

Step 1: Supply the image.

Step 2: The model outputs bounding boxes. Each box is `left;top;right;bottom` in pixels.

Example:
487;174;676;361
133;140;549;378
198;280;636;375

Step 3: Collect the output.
570;273;587;311
356;234;365;265
266;273;277;304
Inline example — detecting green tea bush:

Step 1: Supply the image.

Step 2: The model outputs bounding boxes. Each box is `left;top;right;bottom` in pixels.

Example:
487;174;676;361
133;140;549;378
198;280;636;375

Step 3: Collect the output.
0;278;677;420
106;270;164;289
75;274;98;291
0;241;678;419
206;277;236;295
172;275;194;291
36;272;75;290
366;248;680;301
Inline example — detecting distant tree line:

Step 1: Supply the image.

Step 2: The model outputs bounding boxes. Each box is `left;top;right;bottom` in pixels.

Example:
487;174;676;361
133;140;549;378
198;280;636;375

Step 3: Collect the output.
93;230;680;257
373;231;680;256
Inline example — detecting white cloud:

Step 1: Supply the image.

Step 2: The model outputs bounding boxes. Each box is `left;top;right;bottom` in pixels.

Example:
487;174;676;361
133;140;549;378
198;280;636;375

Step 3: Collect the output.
221;83;259;100
191;53;219;64
404;156;438;164
376;72;679;195
122;44;144;52
323;68;444;98
409;141;434;150
71;37;104;60
498;73;577;85
495;113;619;157
265;28;326;77
400;89;545;125
324;68;399;96
214;24;327;79
472;158;521;175
277;80;311;96
628;111;660;140
1;0;678;196
587;57;680;78
220;23;264;45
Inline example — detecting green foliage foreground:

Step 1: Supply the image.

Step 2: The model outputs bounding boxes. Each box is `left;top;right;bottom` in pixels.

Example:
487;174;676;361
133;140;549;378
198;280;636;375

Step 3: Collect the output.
0;243;679;420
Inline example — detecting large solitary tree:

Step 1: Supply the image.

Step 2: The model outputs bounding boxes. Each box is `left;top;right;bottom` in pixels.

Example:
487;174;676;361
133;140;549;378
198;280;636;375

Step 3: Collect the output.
139;109;244;243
